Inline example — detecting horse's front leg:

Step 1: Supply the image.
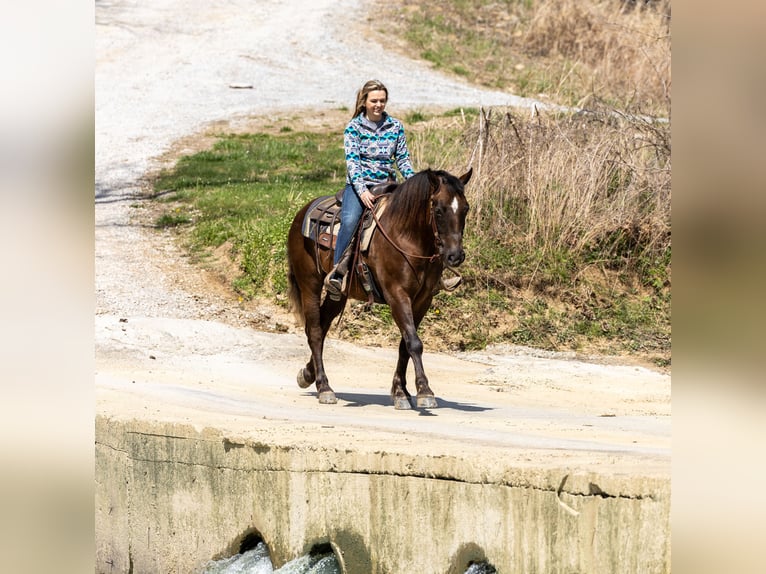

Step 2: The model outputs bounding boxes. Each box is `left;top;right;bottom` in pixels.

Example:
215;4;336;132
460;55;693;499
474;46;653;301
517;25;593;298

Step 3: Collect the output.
391;338;413;410
389;299;437;409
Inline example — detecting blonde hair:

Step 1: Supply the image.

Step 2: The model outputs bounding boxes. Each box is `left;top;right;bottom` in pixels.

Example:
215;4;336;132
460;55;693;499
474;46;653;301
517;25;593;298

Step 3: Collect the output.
352;79;388;119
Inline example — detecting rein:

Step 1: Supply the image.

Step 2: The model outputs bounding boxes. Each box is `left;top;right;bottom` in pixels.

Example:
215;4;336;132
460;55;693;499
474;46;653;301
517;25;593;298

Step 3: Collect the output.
369;200;442;264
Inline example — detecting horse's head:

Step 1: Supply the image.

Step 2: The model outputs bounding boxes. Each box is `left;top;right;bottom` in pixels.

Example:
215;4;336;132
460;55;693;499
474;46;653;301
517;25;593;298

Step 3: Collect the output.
427;168;472;267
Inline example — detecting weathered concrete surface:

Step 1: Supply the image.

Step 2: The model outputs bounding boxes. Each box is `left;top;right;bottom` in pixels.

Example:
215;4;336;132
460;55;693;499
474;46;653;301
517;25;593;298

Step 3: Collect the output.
95;316;670;574
96;417;669;573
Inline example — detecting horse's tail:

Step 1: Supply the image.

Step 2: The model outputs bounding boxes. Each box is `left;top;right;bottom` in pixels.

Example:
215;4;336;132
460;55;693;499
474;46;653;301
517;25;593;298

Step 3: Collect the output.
286;257;305;327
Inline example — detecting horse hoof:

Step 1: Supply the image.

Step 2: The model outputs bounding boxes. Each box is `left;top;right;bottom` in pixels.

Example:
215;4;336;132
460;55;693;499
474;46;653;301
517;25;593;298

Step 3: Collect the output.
318;391;338;404
297;368;314;389
416;396;438;409
393;397;412;410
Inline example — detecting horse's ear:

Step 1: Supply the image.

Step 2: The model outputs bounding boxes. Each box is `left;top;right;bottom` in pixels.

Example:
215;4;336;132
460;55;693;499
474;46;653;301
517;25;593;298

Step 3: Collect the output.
459;167;473;185
426;169;441;190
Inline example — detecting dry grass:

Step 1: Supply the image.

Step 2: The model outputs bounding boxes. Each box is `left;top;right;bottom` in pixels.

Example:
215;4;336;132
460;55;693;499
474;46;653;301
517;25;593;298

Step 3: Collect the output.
380;0;671;116
524;0;670;108
464;105;670;267
392;102;672;367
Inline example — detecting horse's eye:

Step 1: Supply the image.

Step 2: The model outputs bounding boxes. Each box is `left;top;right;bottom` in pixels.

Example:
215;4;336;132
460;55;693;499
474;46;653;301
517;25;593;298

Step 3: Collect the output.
434;206;444;218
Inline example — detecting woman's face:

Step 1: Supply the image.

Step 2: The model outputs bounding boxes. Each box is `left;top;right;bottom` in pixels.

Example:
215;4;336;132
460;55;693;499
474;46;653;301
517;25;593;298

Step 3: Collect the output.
364;89;387;122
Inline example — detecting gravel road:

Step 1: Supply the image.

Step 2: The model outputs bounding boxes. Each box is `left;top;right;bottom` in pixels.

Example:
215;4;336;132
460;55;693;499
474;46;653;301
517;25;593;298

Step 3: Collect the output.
95;0;670;472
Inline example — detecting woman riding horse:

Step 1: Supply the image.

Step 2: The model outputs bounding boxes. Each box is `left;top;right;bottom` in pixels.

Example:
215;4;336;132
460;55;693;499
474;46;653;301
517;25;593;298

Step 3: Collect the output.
287;166;472;409
325;79;460;300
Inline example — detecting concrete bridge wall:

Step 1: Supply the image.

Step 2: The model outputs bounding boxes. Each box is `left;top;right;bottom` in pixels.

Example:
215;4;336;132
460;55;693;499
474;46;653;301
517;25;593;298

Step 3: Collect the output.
95;416;670;574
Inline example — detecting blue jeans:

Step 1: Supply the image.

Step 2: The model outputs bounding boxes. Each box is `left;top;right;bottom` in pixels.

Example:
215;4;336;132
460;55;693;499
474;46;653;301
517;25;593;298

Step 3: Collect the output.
334;184;365;265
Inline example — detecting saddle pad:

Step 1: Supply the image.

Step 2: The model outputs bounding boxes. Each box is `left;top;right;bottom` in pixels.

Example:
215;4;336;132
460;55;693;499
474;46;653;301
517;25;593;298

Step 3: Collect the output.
301;195;339;240
360;196;389;252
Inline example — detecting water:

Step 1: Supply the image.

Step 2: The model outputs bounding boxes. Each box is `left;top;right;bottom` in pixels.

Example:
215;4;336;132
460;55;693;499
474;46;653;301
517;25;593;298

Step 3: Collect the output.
202;543;340;574
465;563;497;574
202;542;498;573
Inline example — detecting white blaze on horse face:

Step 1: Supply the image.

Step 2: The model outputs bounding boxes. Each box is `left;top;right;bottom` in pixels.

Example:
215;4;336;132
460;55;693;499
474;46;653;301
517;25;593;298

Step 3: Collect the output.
451;196;459;214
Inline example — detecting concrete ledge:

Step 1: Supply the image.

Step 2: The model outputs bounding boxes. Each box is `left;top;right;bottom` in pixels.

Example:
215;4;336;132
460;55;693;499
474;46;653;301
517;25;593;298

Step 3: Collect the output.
95;416;670;573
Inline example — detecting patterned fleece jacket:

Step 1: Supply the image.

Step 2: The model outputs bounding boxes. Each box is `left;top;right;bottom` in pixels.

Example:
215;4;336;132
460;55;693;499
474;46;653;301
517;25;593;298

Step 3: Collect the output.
344;112;416;197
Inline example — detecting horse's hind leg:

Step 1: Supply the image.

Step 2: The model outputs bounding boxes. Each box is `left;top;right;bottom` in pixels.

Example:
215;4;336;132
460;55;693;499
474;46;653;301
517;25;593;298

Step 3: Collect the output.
302;292;344;404
297;361;315;388
296;339;320;390
293;285;320;389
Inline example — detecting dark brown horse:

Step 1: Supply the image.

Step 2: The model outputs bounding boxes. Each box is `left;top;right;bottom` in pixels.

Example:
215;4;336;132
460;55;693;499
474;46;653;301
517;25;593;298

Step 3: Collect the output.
286;168;472;409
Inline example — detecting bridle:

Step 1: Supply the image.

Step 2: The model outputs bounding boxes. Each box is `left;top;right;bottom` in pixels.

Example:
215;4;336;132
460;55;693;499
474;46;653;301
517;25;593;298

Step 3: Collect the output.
368;194;446;264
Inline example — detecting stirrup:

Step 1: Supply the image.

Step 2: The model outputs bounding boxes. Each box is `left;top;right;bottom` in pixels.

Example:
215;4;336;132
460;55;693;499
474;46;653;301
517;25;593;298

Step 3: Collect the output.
324;270;344;301
441;275;462;291
437;267;462;293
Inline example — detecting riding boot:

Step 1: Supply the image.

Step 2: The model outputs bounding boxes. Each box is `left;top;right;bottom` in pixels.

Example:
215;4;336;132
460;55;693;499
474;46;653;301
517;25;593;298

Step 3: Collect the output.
324;242;355;301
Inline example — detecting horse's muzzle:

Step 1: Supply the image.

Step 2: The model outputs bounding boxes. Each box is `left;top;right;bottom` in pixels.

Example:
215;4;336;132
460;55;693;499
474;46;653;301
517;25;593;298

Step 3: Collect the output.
444;248;465;267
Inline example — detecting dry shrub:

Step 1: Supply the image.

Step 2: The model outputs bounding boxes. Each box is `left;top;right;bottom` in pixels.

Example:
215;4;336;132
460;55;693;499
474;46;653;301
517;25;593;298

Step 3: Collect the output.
464;103;670;276
522;0;671;111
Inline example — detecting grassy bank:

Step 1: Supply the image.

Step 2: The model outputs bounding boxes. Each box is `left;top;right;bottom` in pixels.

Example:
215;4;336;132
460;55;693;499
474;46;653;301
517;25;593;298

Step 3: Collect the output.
149;105;669;367
148;0;670;368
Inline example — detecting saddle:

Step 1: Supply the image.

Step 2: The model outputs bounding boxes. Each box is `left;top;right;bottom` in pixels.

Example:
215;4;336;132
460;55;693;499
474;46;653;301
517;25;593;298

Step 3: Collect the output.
300;182;397;304
302;195;340;250
300;182;397;251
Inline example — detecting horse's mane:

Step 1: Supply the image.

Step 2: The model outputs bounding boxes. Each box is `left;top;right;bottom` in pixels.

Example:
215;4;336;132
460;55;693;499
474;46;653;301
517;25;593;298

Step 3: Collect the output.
385;169;456;232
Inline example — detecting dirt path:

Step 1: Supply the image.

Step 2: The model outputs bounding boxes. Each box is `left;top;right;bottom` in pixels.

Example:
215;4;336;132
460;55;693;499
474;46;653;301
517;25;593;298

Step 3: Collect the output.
95;0;670;474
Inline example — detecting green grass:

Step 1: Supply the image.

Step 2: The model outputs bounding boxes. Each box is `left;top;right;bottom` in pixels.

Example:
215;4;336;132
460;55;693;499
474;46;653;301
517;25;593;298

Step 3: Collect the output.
152;131;346;299
155;211;191;228
154;133;346;191
148;116;670;367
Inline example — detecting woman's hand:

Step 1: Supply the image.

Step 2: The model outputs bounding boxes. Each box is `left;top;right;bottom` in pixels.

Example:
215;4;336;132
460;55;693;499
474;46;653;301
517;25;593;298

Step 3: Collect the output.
360;189;375;210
